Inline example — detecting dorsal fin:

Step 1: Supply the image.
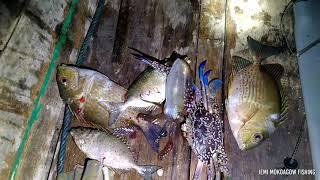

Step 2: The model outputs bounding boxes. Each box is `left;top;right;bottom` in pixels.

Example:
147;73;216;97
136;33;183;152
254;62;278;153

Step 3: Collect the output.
279;86;289;124
232;56;253;73
247;36;284;60
106;166;126;174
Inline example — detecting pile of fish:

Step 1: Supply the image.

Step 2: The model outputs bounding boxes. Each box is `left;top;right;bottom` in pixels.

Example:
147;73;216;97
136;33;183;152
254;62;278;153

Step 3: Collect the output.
56;35;288;179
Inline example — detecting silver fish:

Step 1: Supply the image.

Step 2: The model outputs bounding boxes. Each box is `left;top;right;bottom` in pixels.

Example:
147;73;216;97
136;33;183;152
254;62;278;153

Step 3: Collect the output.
109;67;167;152
70;127;162;179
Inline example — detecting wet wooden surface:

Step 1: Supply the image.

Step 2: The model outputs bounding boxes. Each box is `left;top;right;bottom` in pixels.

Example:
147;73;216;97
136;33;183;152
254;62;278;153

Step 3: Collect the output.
62;0;314;180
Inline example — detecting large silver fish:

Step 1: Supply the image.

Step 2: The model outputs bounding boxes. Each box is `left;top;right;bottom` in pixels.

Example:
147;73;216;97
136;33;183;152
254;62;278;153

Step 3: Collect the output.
70;127;162;180
226;36;288;150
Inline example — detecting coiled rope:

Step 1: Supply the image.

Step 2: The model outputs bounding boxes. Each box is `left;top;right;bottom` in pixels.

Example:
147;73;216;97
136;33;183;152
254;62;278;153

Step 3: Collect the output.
57;0;105;174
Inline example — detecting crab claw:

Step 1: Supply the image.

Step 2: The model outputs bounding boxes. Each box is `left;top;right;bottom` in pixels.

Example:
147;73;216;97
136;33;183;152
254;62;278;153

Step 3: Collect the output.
199;60;207;83
208;79;222;94
203;70;212;87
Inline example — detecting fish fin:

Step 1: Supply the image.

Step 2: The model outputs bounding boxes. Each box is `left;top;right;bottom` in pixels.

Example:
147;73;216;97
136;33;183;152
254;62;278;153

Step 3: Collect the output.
279;94;288;124
203;70;212;87
132;102;163;115
136;165;162;180
208;78;222;95
102;167;115;180
128;47;163;64
238;103;259;122
129;47;171;73
261;64;284;81
74;164;84;180
112;126;137;139
260;63;288;125
139;88;163;104
199;60;207;83
105;166;126;175
108;102;125;126
247;36;284;61
232;56;253;73
278;85;289;125
138;119;164;152
165;51;188;66
93;123;114;135
82;159;103;180
56;170;75;180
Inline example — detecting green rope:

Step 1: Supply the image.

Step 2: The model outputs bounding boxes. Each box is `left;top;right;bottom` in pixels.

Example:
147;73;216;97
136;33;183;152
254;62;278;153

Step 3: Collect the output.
9;0;79;179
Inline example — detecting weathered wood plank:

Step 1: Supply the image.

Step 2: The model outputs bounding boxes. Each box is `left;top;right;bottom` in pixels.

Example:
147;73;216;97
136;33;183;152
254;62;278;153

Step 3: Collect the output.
189;0;227;179
0;0;100;179
223;0;313;180
0;0;24;50
64;0;196;179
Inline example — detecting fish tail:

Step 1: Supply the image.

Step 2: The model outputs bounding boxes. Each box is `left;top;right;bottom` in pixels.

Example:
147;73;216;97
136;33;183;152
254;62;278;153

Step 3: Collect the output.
139;119;166;152
136;165;162;180
247;36;284;62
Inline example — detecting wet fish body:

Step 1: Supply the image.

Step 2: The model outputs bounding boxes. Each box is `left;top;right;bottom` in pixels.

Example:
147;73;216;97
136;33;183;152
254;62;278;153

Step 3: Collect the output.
117;67;167;118
164;58;193;121
226;36;287;150
56;64;127;129
70;127;161;179
112;67;167;152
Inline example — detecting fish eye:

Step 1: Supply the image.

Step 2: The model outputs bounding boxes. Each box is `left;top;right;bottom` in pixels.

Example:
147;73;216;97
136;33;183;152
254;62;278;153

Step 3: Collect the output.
61;77;67;85
253;133;263;142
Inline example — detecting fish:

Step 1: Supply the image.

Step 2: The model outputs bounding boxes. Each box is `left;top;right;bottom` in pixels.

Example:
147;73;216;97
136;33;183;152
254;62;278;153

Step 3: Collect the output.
56;64;127;130
129;48;192;120
129;47;187;74
181;61;229;179
164;58;193;121
70;127;162;180
56;64;164;152
129;49;194;159
226;36;288;150
157;57;193;159
114;67;166;118
110;67;167;152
